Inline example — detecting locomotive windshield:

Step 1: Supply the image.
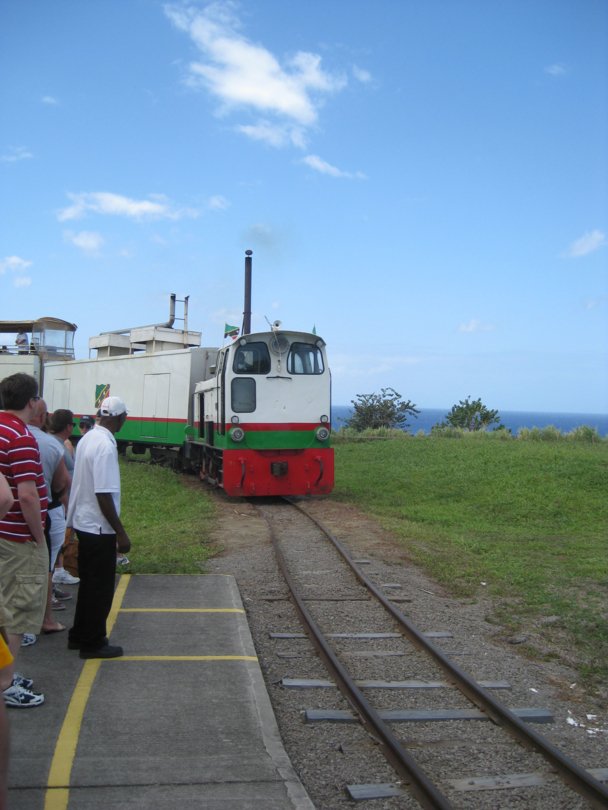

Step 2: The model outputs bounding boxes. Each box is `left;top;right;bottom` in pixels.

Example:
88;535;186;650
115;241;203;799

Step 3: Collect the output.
287;343;324;374
233;342;271;374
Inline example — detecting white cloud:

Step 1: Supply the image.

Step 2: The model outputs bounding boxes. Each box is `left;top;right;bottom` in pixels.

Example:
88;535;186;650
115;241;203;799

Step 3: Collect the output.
458;319;494;333
544;63;567;77
41;95;58;105
207;194;230;210
166;2;346;145
352;65;372;84
64;230;105;254
302;154;366;179
0;255;32;274
563;229;606;258
0;255;33;287
236;121;306;148
1;146;33;163
57;191;199;222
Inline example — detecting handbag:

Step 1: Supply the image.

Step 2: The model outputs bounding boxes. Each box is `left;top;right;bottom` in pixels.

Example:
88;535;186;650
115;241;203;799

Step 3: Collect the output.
62;527;79;577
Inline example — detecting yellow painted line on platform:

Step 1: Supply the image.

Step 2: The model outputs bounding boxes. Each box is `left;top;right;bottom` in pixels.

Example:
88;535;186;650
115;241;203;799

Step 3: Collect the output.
110;654;258;661
44;574;131;810
120;607;245;613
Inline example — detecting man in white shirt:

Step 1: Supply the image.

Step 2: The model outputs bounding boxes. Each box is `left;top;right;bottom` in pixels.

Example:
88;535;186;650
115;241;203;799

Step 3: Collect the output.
66;396;131;659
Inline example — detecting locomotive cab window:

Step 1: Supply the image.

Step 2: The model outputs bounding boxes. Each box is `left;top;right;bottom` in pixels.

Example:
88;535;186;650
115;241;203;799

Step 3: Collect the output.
233;342;271;374
287;343;324;374
231;378;256;412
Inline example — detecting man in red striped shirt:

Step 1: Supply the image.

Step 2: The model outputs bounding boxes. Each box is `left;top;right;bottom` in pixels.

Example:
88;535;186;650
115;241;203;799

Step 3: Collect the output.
0;373;48;708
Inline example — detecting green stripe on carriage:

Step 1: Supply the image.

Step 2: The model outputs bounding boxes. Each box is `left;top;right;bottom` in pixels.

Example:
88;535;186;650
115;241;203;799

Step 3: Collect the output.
115;420;188;446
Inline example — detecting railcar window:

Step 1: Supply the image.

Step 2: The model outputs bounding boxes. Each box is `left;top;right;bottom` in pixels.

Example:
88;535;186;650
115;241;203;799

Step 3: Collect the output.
287;343;324;374
231;378;256;412
233;342;271;374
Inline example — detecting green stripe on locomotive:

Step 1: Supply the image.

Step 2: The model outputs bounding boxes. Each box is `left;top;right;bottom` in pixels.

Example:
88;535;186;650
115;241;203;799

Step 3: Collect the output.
112;420;330;451
205;427;329;451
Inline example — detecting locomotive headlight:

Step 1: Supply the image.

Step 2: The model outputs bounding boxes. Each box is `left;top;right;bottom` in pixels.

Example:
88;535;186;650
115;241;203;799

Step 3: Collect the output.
231;415;240;424
320;414;329;423
316;426;330;442
230;427;245;442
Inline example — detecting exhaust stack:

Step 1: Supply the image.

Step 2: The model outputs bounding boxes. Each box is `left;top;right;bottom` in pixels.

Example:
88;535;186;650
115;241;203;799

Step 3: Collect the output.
243;250;252;335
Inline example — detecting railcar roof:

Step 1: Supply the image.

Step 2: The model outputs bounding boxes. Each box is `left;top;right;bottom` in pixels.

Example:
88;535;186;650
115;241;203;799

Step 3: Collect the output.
0;317;77;333
240;330;323;341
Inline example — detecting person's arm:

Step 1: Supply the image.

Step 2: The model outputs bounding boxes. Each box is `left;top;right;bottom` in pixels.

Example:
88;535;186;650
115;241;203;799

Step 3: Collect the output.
16;479;45;545
0;474;13;520
96;492;131;553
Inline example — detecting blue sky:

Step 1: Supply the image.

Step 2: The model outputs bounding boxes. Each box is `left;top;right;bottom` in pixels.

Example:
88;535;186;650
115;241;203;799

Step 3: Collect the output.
1;0;607;413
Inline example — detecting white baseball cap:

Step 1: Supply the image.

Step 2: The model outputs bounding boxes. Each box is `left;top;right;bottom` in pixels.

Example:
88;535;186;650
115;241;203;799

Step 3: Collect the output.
98;396;128;417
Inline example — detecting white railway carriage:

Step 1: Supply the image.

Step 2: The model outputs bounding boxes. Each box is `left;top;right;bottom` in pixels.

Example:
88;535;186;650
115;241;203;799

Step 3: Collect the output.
43;324;218;464
192;329;334;496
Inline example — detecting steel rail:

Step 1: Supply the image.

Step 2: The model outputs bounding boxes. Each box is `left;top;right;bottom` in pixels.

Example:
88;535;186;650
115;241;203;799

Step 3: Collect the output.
291;499;608;809
262;506;454;810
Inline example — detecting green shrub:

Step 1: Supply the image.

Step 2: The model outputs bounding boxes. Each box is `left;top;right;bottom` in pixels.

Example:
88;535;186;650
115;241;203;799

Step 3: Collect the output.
333;426;408;443
518;425;562;441
567;425;602;443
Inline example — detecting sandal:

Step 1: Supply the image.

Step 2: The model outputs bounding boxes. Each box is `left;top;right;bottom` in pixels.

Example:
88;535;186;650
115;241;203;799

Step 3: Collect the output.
42;624;66;634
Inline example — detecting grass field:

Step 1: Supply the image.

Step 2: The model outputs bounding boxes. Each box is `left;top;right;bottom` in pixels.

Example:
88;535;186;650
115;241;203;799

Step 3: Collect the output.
332;434;608;689
120;462;215;574
118;434;607;692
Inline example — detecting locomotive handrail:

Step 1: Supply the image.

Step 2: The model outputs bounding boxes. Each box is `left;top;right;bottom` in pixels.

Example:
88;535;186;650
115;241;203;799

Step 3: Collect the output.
314;455;324;486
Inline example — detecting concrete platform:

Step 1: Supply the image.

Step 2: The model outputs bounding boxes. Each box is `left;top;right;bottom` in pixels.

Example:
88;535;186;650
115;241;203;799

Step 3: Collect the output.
7;575;314;809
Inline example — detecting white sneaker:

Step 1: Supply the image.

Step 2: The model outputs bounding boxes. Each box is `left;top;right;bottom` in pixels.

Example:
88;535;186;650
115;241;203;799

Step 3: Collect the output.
52;568;80;585
13;673;34;689
21;633;37;647
3;684;44;708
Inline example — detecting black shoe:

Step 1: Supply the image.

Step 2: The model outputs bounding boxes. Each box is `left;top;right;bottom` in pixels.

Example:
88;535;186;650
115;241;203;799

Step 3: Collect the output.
68;636;108;651
79;645;123;659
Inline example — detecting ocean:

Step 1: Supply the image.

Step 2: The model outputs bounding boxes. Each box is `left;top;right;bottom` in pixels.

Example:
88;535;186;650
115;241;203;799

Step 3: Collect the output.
331;405;608;437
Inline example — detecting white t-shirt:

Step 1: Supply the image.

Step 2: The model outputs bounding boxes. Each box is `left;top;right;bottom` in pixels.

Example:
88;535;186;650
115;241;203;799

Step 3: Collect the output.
66;425;121;535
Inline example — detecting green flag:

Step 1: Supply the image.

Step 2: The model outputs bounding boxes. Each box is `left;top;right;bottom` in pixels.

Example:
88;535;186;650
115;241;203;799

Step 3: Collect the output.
224;323;239;339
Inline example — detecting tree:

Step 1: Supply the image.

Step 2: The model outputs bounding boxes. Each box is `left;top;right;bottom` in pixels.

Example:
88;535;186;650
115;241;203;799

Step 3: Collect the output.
346;388;419;432
438;396;501;431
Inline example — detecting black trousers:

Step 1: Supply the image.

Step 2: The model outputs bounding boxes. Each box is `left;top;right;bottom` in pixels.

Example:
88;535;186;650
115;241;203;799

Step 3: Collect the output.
68;530;116;651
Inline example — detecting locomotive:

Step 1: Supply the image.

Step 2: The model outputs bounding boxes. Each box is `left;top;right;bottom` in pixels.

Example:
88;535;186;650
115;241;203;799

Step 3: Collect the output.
0;258;334;497
194;326;333;495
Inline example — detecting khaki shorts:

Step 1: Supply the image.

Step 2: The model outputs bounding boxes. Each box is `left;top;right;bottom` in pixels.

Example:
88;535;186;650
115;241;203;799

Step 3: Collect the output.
0;537;49;635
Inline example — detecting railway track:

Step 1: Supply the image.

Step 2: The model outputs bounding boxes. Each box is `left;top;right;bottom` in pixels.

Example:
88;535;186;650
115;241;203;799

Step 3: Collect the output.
246;498;608;809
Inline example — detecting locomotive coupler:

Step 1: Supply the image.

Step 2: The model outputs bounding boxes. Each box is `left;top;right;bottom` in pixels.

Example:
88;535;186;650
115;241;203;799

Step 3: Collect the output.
270;461;288;477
